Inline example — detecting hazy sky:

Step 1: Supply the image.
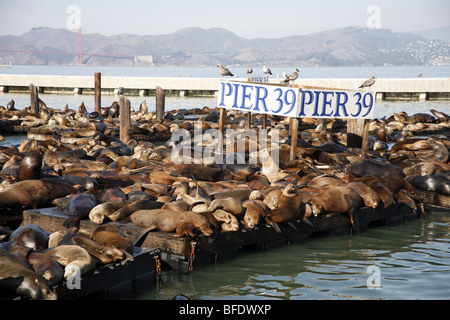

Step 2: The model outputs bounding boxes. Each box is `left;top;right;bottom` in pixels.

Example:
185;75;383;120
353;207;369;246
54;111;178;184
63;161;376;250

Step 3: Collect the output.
0;0;448;38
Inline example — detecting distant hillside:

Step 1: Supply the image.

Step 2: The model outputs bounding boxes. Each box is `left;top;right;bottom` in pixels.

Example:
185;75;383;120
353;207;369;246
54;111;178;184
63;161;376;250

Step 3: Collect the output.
0;26;448;67
412;26;450;42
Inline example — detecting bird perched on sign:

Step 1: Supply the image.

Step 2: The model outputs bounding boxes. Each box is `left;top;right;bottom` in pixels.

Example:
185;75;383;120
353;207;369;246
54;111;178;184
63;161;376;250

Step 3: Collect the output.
263;65;272;75
359;76;376;89
217;64;234;77
247;66;253;74
284;68;299;83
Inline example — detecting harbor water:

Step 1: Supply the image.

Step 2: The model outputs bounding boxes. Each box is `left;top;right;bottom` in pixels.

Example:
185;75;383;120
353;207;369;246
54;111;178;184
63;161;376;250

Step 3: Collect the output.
1;65;449;300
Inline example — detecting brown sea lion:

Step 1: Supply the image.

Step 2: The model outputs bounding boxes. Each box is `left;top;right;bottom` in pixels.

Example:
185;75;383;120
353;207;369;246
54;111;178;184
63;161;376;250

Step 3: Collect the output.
91;225;134;255
346;159;406;179
369;182;396;208
16;140;42;180
89;201;127;224
0;178;77;209
43;245;96;280
209;197;244;218
9;224;49;252
130;209;213;236
164;163;223;181
345;182;382;209
108;199;164;222
48;227;78;248
161;200;191;212
98;187;127;203
242;199;270;229
72;232;124;264
308;186;363;228
63;193;97;228
174;222;201;238
0;248;57;300
27;252;64;286
265;184;301;224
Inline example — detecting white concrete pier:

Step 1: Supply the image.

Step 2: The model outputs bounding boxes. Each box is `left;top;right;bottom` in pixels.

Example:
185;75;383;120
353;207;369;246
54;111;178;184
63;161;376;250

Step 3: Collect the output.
0;74;448;100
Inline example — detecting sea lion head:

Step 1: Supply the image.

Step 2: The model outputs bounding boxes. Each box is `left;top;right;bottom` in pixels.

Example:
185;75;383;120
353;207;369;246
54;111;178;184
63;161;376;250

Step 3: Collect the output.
282;183;298;197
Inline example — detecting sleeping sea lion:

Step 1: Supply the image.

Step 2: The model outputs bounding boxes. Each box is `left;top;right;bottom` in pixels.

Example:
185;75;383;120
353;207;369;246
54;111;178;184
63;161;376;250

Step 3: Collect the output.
0;178;77;209
43;245;96;280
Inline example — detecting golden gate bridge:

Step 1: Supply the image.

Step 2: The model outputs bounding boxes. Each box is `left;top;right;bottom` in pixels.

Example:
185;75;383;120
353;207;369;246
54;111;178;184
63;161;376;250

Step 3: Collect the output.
0;29;136;66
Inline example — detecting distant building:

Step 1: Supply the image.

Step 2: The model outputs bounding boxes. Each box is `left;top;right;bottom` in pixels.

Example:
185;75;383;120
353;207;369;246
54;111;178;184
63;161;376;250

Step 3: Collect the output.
135;55;154;65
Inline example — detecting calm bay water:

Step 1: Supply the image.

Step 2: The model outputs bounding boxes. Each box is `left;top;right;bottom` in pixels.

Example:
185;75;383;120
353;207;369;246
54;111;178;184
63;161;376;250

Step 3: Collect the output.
138;209;450;300
1;65;449;300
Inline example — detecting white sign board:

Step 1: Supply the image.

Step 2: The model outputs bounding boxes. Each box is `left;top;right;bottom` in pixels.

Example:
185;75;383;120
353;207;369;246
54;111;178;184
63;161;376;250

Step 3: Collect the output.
218;80;374;119
218;81;300;118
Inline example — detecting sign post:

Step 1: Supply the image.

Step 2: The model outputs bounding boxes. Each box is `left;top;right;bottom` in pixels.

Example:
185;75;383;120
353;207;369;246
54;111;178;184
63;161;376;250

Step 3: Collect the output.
217;80;375;161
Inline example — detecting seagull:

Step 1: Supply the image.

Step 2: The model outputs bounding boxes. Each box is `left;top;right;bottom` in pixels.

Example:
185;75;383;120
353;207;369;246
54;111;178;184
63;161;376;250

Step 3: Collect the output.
358;76;376;89
263;65;272;75
283;68;299;83
247;66;253;74
217;64;234;77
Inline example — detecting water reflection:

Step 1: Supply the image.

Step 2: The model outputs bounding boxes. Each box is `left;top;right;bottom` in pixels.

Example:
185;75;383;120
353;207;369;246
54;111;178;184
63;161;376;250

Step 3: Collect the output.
139;210;450;300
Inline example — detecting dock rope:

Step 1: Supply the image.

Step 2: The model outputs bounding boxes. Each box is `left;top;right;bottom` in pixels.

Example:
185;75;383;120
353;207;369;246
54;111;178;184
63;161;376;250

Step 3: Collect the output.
189;241;197;272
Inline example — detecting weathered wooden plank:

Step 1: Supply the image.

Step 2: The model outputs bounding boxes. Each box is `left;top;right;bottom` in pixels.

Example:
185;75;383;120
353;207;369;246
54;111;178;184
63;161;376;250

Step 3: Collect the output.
412;189;450;208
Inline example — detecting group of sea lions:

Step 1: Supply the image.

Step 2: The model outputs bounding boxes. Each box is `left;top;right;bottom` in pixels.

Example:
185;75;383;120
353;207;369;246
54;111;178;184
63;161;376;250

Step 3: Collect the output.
0;223;132;300
0;97;449;299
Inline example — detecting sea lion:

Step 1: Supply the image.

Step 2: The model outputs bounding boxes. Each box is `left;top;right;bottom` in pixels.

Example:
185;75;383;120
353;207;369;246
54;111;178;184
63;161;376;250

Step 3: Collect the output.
242;199;270;229
308;186;363;229
161;200;191;212
265;184;301;224
436;180;450;195
346;159;406;179
307;175;345;188
164;163;223;181
430;109;449;122
9;224;49;252
98;187;127;203
48;227;78;248
369;182;396;208
413;174;450;192
27;252;64;286
208;197;244;218
17;140;42;180
0;178;77;209
130;209;213;236
72;232;124;264
89;201;127;224
91;225;134;255
63;193;97;228
108;199;164;222
0;248;57;300
43;245;96;280
345;182;382;209
174;223;201;238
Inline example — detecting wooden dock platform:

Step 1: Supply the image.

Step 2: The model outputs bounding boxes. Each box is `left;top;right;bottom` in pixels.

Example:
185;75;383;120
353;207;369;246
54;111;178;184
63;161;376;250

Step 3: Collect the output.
53;247;160;300
23;203;420;273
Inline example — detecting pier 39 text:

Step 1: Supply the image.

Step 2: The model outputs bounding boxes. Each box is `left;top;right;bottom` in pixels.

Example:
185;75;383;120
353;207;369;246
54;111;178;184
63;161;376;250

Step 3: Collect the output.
218;80;374;119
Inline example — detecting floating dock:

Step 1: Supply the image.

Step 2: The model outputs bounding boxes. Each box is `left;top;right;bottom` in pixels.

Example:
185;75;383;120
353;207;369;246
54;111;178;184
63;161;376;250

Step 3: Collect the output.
23;202;421;274
1;74;449;100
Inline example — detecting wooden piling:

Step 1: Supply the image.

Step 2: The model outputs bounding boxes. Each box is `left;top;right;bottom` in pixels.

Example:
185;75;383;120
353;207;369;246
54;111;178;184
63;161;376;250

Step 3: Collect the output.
347;119;365;148
30;84;39;114
361;119;370;159
95;72;101;113
156;86;165;119
246;112;251;129
290;117;299;161
262;114;267;129
218;108;226;155
119;95;131;144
